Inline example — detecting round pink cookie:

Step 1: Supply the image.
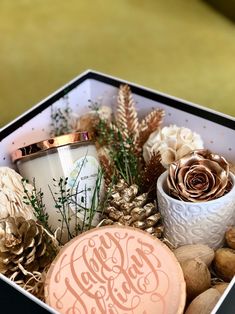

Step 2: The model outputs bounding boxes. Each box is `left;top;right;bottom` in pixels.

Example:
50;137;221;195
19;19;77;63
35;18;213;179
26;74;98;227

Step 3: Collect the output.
45;226;186;314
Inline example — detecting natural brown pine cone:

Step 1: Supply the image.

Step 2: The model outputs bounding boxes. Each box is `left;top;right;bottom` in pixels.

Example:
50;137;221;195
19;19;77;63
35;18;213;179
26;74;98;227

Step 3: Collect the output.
0;216;58;281
100;179;164;238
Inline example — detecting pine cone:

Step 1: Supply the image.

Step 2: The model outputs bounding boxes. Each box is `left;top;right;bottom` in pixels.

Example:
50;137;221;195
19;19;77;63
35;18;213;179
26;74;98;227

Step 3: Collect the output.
101;180;164;238
0;216;58;280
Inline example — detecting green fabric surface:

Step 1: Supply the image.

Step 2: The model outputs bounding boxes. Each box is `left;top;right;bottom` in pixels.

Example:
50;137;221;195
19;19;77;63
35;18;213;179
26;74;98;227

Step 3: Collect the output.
0;0;235;127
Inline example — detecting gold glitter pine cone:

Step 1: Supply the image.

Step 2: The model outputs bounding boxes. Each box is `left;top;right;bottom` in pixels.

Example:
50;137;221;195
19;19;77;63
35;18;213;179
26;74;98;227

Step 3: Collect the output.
101;179;164;238
0;216;58;280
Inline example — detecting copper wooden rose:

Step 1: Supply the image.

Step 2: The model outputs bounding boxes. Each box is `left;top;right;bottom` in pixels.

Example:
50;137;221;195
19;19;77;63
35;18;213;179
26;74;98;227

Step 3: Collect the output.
167;150;231;202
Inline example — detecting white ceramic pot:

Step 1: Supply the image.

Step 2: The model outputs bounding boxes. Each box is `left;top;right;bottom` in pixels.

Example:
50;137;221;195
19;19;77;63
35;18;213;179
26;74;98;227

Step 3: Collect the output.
157;171;235;249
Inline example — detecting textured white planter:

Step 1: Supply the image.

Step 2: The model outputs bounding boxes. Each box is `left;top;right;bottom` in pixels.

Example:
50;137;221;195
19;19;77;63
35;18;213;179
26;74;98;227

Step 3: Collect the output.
157;171;235;249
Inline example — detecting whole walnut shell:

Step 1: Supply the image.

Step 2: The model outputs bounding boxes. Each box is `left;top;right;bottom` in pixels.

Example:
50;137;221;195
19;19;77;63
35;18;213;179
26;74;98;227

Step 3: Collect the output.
225;227;235;249
167;149;231;202
214;248;235;282
213;283;229;295
174;244;214;267
185;288;221;314
181;258;211;301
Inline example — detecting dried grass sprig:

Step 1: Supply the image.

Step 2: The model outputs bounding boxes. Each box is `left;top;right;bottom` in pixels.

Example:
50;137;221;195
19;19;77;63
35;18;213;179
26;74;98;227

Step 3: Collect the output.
10;267;48;301
161;238;176;251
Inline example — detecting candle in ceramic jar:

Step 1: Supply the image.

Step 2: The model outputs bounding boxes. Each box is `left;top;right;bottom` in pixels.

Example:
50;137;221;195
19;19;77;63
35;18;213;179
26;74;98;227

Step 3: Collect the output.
12;132;102;243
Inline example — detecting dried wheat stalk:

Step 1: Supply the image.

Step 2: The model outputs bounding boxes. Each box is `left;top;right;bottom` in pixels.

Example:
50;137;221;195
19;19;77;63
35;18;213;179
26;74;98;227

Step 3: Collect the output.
116;84;139;143
138;109;165;149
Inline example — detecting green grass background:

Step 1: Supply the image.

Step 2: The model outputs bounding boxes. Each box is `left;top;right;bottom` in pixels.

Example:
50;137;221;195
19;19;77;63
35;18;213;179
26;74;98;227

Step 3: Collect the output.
0;0;235;127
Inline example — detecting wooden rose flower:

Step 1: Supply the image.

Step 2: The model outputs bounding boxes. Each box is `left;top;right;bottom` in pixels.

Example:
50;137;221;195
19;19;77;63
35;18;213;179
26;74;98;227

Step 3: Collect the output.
0;167;36;221
143;125;203;168
167;150;231;202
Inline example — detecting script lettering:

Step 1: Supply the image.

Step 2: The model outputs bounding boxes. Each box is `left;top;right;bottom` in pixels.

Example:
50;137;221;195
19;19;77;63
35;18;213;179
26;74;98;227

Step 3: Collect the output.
52;231;170;313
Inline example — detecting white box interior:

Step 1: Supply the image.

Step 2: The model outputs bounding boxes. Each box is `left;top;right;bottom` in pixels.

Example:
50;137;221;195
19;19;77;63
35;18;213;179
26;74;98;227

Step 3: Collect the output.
1;71;234;170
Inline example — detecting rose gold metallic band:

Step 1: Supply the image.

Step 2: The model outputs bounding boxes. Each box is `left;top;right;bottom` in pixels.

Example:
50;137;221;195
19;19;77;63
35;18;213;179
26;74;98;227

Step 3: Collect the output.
11;131;91;162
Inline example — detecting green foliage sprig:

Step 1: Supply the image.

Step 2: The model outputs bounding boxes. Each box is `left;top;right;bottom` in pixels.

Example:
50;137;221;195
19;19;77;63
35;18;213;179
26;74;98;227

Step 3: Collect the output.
49;168;103;243
97;118;139;185
22;178;52;234
22;166;104;245
48;177;73;243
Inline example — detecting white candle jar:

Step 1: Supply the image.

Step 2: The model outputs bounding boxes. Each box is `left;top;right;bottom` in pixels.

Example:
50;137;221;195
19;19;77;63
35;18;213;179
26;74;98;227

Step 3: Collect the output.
12;132;102;243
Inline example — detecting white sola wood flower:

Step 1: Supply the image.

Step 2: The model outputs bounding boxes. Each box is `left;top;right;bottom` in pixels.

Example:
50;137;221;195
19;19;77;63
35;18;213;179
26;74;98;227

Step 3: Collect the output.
143;125;204;168
0;167;35;220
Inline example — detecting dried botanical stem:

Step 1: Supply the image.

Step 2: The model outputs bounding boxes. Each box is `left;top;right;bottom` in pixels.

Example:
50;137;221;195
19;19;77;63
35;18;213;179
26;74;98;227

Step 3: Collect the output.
138;109;165;150
161;238;176;251
141;151;165;193
11;266;49;301
99;153;114;187
116;84;139;143
96;84;165;187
